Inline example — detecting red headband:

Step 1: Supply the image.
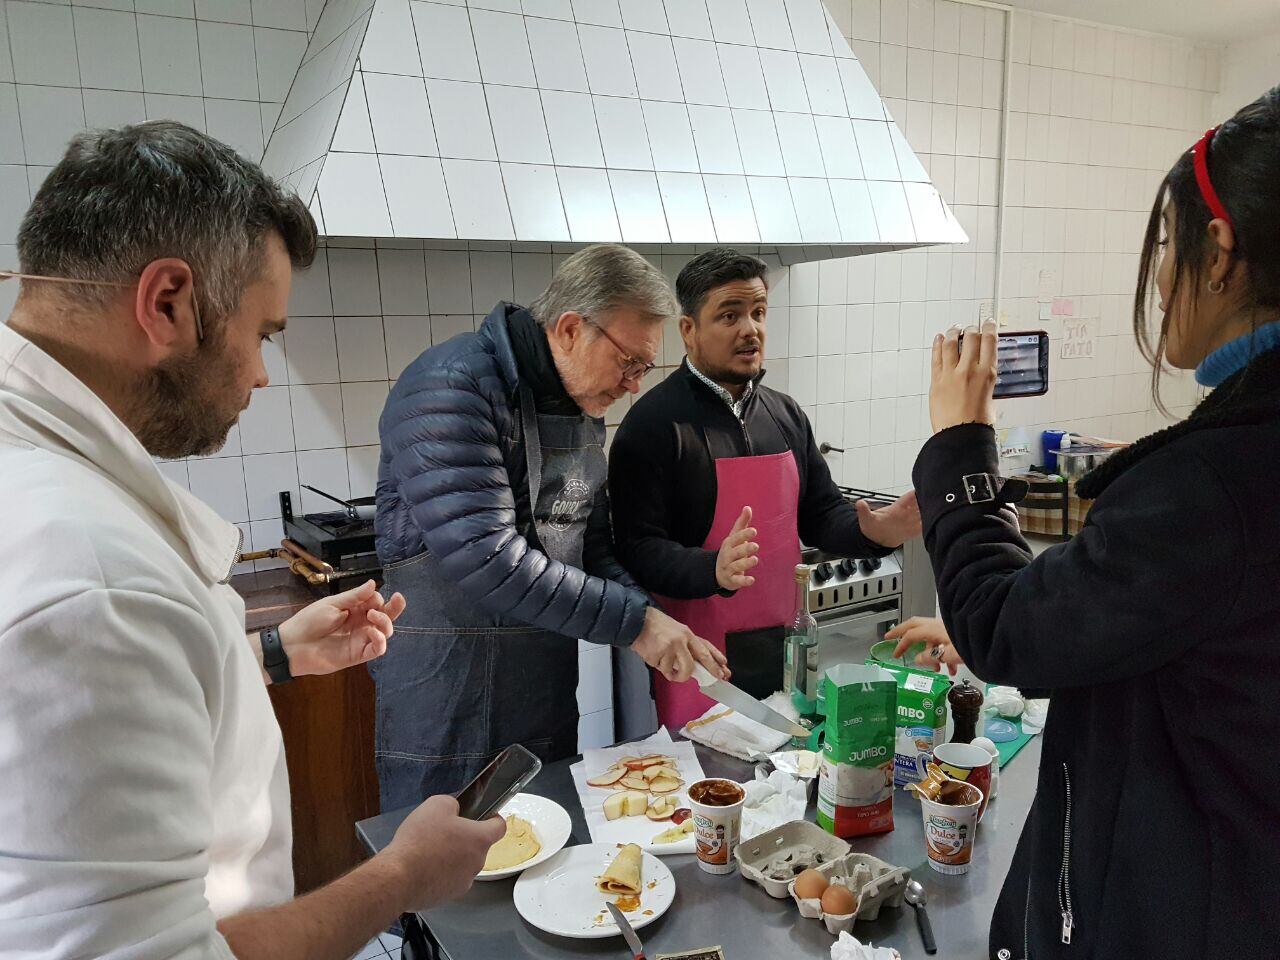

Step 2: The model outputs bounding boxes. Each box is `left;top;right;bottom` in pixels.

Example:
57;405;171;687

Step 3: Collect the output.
1192;126;1234;230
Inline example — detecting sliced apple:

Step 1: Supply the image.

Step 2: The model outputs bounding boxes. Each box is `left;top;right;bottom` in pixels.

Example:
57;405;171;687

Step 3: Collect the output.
640;765;666;782
671;807;691;825
626;754;675;770
649;776;683;794
623;791;649;817
648;765;679;780
619;774;650;791
603;792;628;821
682;819;696;833
587;767;627;787
646;796;676;821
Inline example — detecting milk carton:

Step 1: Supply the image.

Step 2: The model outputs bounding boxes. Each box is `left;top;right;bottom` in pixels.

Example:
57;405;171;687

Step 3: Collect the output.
817;664;897;838
869;658;951;787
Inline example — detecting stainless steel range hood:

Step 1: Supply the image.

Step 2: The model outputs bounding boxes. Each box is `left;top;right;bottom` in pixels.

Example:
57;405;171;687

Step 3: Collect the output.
261;0;967;262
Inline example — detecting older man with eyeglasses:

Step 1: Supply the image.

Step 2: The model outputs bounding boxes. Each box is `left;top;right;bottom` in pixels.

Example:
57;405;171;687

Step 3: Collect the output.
372;244;729;806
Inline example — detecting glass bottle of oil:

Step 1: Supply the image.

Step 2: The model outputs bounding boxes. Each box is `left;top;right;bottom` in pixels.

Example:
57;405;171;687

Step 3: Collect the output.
784;564;818;715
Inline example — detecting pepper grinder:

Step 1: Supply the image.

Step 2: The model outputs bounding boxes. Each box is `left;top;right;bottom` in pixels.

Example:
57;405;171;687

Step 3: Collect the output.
948;678;984;744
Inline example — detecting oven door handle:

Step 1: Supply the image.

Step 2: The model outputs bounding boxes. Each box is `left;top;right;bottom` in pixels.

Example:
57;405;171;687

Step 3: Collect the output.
816;603;900;630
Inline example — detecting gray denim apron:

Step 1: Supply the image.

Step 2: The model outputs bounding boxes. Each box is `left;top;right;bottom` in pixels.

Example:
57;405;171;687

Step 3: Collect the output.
369;384;607;810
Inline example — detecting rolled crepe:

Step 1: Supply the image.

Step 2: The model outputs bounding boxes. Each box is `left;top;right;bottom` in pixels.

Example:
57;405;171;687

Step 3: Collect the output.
596;843;643;896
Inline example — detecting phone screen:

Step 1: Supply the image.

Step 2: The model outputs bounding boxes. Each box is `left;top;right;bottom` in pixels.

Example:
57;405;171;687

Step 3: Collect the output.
994;332;1050;397
960;330;1050;398
454;744;543;821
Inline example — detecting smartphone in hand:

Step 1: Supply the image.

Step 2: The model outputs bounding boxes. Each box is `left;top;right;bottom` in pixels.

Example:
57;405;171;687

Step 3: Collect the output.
960;329;1050;398
454;744;543;821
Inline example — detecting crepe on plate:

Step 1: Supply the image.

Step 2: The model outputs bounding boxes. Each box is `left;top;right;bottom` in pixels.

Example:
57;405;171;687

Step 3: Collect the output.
596;843;643;896
483;815;541;872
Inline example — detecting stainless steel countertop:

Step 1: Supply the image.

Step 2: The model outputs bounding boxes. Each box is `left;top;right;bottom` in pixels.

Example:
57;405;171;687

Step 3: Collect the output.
357;737;1042;959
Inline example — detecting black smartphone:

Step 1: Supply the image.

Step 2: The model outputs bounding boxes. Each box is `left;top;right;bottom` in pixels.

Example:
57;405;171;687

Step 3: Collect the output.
454;744;543;821
959;329;1050;398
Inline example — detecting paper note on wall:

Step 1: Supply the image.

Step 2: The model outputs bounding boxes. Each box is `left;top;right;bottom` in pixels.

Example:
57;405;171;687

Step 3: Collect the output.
1036;269;1058;304
1061;318;1096;359
1051;297;1076;316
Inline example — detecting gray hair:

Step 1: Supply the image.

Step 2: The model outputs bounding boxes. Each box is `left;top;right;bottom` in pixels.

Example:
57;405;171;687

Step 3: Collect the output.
529;244;677;329
17;121;316;332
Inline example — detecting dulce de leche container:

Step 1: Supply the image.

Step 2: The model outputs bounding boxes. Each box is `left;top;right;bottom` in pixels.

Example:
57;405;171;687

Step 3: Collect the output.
687;778;746;875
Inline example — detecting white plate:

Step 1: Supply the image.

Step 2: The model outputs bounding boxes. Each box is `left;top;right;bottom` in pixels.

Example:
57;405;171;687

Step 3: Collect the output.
476;794;573;881
512;843;676;939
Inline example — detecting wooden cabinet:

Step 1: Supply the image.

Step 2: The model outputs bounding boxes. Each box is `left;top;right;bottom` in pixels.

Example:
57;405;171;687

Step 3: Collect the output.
237;570;382;894
268;668;380;893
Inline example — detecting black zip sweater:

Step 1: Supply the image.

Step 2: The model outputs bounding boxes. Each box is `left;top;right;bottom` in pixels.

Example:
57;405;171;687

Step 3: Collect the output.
608;361;889;600
912;346;1280;959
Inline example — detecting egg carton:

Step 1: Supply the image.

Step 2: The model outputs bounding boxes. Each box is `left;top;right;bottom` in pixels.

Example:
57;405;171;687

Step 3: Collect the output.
788;851;911;936
735;820;852;899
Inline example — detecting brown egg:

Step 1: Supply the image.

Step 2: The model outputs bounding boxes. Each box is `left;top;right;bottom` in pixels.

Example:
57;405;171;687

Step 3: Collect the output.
820;882;858;917
793;868;828;901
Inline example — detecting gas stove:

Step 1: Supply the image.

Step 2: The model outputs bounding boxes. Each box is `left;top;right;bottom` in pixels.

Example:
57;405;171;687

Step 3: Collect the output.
800;487;904;615
801;545;903;615
273;490;380;594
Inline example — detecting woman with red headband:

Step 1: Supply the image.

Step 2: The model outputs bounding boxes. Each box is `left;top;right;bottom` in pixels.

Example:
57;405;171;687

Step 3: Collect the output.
912;87;1280;959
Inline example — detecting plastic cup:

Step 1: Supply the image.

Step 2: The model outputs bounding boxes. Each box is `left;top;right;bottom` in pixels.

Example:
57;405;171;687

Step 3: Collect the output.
687;778;746;875
932;742;994;821
919;780;984;875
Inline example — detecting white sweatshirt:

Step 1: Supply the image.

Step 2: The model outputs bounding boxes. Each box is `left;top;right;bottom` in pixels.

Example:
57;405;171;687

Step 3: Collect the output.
0;323;292;959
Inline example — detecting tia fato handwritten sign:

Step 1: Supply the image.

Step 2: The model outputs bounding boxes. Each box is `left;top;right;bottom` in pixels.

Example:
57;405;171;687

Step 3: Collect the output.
1061;318;1096;360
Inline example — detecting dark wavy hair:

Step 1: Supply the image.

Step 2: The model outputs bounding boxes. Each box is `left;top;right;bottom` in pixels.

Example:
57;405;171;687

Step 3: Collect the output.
1134;85;1280;411
676;247;769;321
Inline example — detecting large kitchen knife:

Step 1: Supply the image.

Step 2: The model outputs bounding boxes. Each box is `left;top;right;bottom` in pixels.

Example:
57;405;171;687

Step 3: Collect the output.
691;664;812;739
605;902;646;960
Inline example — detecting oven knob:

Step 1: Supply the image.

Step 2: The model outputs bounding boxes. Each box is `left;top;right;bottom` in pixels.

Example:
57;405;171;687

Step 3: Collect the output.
814;562;834;584
836;559;855;578
859;557;882;574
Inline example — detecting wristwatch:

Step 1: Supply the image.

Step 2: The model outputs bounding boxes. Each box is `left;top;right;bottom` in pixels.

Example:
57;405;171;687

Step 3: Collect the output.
259;625;293;685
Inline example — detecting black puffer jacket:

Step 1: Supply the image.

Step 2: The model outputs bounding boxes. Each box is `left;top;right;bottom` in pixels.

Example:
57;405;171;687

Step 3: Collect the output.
375;303;649;647
912;347;1280;959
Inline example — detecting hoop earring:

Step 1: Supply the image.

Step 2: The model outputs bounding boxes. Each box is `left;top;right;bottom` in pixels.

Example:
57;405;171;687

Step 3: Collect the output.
1207;279;1225;294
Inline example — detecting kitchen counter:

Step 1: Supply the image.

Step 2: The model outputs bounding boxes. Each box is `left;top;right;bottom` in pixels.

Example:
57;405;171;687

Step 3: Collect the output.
357;736;1042;959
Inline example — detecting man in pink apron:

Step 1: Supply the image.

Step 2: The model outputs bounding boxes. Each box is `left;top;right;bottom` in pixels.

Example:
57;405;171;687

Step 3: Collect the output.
609;249;921;730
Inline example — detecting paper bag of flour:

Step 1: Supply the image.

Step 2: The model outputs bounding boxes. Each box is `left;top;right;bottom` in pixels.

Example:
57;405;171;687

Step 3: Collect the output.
817;664;897;838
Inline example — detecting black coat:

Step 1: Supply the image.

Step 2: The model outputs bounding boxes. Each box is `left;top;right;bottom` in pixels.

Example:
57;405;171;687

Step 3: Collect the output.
374;303;648;647
912;347;1280;959
609;361;887;599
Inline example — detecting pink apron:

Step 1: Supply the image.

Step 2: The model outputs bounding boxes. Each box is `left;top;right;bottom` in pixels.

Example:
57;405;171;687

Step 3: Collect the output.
654;450;802;730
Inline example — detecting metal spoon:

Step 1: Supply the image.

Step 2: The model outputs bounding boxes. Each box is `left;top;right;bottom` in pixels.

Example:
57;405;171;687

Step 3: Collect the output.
904;880;937;955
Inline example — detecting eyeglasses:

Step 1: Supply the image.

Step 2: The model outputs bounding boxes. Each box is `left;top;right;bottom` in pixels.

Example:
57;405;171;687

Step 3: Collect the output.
0;269;205;343
584;317;655;381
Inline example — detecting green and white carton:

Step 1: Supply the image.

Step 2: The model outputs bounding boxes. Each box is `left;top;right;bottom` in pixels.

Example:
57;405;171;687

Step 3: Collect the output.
816;664;897;838
866;654;951;787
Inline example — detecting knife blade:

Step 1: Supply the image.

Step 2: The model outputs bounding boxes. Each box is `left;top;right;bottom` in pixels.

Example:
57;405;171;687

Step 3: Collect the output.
605;902;645;960
691;664;812;738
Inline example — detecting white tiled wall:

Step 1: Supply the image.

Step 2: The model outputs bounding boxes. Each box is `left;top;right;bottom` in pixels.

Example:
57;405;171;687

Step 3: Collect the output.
801;0;1219;492
0;0;316;312
0;0;1227;745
